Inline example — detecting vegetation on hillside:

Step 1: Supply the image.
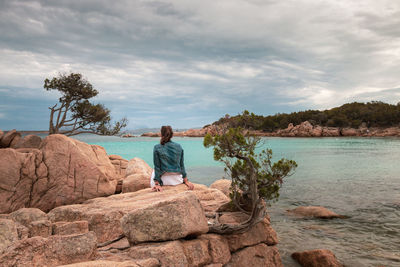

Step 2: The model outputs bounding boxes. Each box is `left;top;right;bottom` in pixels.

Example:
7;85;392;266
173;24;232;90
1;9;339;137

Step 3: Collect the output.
213;101;400;132
44;73;127;136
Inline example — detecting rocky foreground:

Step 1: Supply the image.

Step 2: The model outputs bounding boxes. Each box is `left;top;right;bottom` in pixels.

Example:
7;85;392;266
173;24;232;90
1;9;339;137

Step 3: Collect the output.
0;130;283;267
0;130;346;267
141;121;400;137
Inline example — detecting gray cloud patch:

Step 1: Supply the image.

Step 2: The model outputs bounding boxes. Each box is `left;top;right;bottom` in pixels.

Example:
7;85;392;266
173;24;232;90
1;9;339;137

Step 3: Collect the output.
0;0;400;130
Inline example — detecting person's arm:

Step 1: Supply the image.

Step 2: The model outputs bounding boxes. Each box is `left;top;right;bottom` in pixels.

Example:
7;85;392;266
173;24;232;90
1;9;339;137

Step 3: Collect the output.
180;149;187;179
153;147;163;186
180;149;194;190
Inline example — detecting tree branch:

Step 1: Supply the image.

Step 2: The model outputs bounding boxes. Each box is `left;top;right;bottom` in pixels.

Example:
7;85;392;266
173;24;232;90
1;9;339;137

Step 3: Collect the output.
55;102;66;132
59;102;71;127
62;118;76;123
208;199;266;234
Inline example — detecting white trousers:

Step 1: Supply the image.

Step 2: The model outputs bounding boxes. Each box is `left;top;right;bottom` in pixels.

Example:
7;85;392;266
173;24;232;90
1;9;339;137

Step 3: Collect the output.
150;170;183;187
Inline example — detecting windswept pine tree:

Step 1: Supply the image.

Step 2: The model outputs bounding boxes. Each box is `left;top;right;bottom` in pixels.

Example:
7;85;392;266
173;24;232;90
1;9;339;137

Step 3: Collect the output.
44;73;127;136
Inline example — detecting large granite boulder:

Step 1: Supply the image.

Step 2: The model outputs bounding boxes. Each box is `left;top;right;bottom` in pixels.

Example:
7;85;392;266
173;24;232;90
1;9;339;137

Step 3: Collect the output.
9;134;22;148
0;134;118;213
122;158;152;193
48;184;229;243
0;232;97;267
121;191;208;244
219;212;278;252
0;149;44;213
291;249;343;267
14;135;42;149
125;157;152;177
210;179;231;197
0;129;20;147
109;155;128;178
121;173;151;193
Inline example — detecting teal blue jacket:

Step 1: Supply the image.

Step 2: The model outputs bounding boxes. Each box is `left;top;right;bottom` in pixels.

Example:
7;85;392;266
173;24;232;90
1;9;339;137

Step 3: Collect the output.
153;141;187;185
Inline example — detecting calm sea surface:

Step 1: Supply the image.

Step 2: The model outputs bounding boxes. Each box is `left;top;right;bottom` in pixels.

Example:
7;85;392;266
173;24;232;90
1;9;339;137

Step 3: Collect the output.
72;135;400;267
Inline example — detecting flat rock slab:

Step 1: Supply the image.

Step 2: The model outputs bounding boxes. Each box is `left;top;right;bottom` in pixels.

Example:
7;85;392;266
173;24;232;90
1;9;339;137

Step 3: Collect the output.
121;191;209;244
48;184;229;243
287;206;346;219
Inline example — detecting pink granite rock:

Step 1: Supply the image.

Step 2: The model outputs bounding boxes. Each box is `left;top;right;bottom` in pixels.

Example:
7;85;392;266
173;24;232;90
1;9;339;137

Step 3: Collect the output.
292;249;343;267
121;191;209;244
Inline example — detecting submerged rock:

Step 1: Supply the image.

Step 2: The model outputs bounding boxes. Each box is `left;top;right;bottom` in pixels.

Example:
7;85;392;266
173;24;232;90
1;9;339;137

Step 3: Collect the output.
291;249;343;267
287;206;346;219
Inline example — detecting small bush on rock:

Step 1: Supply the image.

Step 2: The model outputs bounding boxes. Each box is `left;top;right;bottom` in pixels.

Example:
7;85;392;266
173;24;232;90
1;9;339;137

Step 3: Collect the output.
204;127;297;234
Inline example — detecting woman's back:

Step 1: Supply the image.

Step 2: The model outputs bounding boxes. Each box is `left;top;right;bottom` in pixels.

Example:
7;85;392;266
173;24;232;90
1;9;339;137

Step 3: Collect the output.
153;141;185;174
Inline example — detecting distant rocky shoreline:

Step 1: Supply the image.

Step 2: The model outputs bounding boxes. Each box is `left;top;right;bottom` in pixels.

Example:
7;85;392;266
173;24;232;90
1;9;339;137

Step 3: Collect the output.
140;121;400;138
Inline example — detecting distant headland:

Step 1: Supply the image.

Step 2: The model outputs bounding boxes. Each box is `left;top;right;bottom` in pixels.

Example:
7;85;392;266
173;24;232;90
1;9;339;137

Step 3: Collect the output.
141;101;400;137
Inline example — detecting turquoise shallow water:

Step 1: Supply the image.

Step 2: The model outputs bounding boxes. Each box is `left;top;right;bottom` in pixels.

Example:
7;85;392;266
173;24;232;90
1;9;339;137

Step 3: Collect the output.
72;135;400;266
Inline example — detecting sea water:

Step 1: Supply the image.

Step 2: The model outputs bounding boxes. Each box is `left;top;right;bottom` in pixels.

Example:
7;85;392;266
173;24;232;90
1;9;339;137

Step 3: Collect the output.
73;135;400;266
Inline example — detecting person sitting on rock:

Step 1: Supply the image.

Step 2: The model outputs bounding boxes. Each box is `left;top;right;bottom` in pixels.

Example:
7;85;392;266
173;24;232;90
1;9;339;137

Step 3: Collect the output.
151;125;194;192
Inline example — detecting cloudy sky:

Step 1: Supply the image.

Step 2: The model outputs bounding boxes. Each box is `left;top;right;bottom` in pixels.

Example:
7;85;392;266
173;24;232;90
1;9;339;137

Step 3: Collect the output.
1;0;400;130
